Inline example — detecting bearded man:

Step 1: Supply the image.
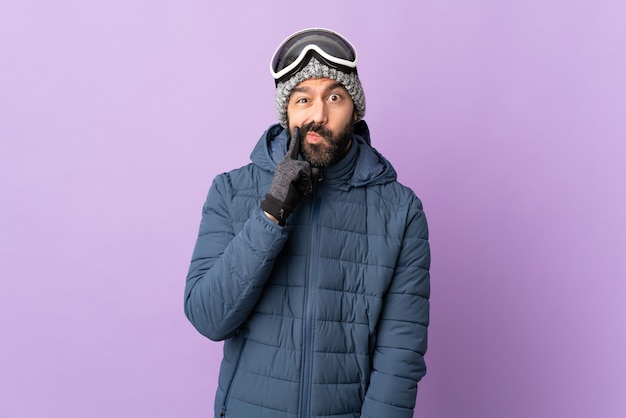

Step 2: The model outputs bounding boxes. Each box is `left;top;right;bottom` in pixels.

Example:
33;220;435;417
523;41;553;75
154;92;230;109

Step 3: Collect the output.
184;28;431;418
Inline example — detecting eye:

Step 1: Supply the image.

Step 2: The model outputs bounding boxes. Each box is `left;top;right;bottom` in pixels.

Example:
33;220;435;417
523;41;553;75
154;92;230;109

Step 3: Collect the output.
328;93;342;102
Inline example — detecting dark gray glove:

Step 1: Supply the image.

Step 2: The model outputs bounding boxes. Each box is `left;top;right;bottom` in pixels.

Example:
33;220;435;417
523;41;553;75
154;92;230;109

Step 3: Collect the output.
261;127;313;225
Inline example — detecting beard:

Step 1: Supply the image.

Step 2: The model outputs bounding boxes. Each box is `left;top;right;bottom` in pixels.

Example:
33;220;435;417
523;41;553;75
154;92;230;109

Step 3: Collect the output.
292;120;354;167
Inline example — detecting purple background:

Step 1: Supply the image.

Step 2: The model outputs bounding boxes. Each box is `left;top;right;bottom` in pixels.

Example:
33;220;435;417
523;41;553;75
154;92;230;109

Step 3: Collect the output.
1;1;625;417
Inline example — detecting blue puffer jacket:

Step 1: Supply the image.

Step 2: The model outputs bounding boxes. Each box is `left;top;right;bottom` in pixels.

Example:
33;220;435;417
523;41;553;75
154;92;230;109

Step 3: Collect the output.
185;121;430;418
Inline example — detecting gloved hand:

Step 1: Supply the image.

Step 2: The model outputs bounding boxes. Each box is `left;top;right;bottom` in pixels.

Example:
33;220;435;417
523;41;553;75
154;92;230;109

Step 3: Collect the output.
261;127;313;225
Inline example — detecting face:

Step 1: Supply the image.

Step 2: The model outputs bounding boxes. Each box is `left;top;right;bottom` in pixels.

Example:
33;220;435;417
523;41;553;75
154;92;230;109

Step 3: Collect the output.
287;78;356;167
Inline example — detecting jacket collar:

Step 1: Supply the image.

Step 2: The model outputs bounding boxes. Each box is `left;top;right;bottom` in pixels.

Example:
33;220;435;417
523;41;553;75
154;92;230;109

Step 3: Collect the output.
250;120;397;189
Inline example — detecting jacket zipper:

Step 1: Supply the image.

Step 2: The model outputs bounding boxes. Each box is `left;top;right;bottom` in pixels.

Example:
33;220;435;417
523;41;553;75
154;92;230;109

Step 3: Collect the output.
300;183;323;418
221;337;247;416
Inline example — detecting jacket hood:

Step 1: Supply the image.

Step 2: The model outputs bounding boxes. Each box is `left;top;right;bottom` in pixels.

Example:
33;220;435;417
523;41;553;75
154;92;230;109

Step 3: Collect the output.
250;120;397;189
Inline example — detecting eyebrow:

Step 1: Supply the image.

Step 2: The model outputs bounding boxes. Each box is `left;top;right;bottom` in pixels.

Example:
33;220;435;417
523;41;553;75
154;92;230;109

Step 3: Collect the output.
291;81;346;95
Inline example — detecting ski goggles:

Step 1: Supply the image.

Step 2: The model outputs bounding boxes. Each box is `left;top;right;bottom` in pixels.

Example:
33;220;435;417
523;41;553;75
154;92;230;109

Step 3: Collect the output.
270;28;358;84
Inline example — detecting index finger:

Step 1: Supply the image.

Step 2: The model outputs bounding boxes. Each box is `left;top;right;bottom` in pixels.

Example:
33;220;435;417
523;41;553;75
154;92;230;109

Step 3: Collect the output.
287;127;301;160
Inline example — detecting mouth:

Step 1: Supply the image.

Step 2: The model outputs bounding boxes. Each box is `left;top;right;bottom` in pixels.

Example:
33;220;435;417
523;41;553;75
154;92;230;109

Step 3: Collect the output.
305;131;324;144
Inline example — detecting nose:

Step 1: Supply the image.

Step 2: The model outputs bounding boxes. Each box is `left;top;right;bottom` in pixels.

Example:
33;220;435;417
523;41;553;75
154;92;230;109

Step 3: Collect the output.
309;99;328;125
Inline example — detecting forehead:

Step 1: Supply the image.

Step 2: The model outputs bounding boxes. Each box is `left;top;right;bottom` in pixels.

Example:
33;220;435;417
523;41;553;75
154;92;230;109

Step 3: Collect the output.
294;77;347;92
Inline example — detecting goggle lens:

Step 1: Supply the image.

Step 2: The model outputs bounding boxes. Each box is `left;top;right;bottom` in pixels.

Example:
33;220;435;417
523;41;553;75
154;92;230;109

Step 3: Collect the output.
271;28;358;82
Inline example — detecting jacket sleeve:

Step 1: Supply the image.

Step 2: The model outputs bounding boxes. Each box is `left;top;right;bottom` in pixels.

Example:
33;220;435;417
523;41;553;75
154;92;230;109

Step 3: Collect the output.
361;196;431;418
184;174;288;341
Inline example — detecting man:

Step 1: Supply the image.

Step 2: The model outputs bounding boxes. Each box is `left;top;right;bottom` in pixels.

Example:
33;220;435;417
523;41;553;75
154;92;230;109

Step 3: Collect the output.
184;28;430;418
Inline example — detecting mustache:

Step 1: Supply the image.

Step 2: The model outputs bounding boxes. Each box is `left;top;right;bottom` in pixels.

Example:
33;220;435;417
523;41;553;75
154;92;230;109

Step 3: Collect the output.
301;122;332;139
